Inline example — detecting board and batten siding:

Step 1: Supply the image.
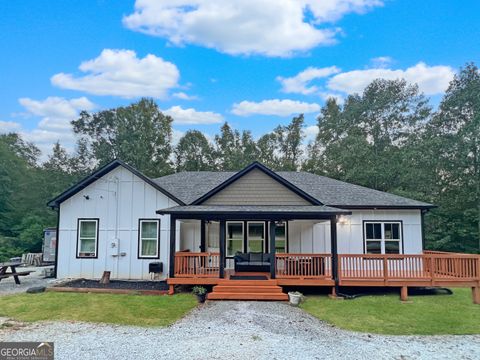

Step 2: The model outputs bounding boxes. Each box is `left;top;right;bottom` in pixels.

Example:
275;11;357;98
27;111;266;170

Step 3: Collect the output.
203;168;311;205
287;209;423;254
57;166;178;280
178;210;424;256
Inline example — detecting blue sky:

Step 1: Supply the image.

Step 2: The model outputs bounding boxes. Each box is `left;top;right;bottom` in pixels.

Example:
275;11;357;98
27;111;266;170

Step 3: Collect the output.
1;0;479;156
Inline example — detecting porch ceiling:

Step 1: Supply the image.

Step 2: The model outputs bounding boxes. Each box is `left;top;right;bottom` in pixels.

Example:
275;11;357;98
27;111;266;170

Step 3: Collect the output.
156;205;351;220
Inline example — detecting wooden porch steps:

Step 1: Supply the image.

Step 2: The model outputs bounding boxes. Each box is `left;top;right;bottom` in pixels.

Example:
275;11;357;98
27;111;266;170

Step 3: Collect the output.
208;279;288;301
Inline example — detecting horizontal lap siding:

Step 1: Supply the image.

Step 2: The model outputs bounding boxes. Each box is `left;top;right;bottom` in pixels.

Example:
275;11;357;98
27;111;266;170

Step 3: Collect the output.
203;169;311;205
57;166;177;280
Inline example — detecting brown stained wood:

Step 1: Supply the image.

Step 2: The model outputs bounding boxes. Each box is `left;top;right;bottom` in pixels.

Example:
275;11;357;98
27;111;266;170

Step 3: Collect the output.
400;286;408;301
472;287;480;304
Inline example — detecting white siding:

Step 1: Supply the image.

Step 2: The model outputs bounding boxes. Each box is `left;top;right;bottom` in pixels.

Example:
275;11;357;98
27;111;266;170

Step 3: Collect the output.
57;166;178;280
177;210;423;256
287;209;423;254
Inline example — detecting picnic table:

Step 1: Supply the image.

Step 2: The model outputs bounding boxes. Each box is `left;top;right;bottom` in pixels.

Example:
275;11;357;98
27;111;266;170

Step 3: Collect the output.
0;262;33;285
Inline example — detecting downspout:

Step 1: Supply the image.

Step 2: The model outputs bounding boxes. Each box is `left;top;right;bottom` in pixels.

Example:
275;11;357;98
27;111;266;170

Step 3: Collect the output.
53;207;60;278
421;209;427;251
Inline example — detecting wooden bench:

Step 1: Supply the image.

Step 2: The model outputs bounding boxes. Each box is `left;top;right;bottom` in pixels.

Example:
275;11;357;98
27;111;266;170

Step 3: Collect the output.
0;271;33;280
0;263;33;284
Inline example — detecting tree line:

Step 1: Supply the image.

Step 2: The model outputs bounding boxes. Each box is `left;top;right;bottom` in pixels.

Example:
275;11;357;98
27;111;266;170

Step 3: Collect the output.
1;63;479;260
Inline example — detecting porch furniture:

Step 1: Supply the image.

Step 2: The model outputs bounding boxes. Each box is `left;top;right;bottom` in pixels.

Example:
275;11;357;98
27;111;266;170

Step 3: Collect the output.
0;262;33;285
234;252;272;272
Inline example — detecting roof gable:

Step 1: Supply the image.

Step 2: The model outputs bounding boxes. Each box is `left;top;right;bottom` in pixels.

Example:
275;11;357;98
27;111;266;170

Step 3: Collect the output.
47;159;184;208
192;162;322;206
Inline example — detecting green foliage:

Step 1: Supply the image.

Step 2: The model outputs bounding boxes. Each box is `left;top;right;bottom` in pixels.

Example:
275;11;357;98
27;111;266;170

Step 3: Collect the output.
72;98;174;177
214;122;259;170
175;130;215;171
301;289;480;335
2;65;480;256
0;293;197;327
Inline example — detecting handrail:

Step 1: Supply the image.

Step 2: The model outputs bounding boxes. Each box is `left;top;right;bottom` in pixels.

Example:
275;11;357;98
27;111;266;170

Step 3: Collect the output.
275;254;332;278
338;253;480;281
174;252;220;277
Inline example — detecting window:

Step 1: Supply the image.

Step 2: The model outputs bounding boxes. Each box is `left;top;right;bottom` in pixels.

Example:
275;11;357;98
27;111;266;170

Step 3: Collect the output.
274;222;287;253
138;219;160;258
226;222;244;256
247;222;265;252
364;221;402;254
77;219;98;258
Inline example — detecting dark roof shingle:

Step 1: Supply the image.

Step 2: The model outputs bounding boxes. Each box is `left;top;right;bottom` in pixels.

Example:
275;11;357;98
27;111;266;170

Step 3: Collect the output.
154;170;433;208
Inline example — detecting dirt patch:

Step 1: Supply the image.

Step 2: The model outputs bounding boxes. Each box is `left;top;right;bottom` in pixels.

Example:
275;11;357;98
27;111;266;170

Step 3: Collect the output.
59;279;169;291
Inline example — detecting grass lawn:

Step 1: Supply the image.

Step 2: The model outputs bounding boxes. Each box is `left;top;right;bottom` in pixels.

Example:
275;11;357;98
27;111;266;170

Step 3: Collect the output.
0;292;197;327
300;288;480;335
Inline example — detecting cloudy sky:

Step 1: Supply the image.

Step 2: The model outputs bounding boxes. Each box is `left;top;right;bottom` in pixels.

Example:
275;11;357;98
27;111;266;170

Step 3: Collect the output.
1;0;479;156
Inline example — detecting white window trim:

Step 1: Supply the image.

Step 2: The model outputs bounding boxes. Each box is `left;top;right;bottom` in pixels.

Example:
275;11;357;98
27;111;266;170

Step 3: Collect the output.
77;219;99;258
138;219;160;259
364;221;403;254
247;221;265;253
226;221;244;257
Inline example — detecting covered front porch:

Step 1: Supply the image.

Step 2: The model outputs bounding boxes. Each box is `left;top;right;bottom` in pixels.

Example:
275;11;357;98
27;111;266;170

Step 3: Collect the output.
157;206;480;303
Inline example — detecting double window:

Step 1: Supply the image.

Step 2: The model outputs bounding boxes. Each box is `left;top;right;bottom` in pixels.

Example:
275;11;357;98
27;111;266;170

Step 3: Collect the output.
364;221;402;254
77;219;99;258
138;219;160;258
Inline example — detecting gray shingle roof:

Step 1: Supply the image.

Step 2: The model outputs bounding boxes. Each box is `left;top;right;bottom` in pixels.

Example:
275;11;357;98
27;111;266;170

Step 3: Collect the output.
153;170;433;208
157;205;351;216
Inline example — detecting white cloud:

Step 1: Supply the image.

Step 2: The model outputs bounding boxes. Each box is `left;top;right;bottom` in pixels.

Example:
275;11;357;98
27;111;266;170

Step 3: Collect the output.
164;106;224;125
277;66;341;95
18;97;95;130
304;125;319;142
0;120;22;133
232;99;321;117
328;62;455;95
123;0;383;57
370;56;393;68
51;49;180;99
173;92;198;100
13;96;96;158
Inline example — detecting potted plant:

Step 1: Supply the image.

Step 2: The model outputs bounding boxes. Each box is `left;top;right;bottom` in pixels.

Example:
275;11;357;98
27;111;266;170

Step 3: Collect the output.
192;286;207;303
288;291;303;306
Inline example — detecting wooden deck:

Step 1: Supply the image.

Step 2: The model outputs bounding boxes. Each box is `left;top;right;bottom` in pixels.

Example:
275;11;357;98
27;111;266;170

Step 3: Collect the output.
168;251;480;302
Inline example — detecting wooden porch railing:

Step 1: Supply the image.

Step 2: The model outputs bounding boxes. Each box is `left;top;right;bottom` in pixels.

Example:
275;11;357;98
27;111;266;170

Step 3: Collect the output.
338;253;480;281
172;251;480;283
275;254;332;278
174;252;220;277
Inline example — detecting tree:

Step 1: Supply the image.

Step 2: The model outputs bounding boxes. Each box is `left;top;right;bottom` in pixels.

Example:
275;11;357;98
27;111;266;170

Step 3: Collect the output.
175;130;215;171
72;98;174;177
424;63;480;252
43;141;72;174
306;79;431;191
214;123;259;170
273;114;305;170
70;138;95;177
257;133;278;169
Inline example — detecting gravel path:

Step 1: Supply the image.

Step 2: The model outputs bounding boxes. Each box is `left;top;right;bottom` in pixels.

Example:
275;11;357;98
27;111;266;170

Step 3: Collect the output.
0;267;56;296
0;301;479;359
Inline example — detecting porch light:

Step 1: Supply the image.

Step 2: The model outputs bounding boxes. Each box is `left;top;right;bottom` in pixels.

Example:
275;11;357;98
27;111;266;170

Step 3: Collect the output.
338;215;349;225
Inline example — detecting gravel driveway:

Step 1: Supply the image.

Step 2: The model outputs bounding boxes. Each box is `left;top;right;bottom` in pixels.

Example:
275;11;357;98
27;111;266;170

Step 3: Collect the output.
0;267;56;296
0;301;478;359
